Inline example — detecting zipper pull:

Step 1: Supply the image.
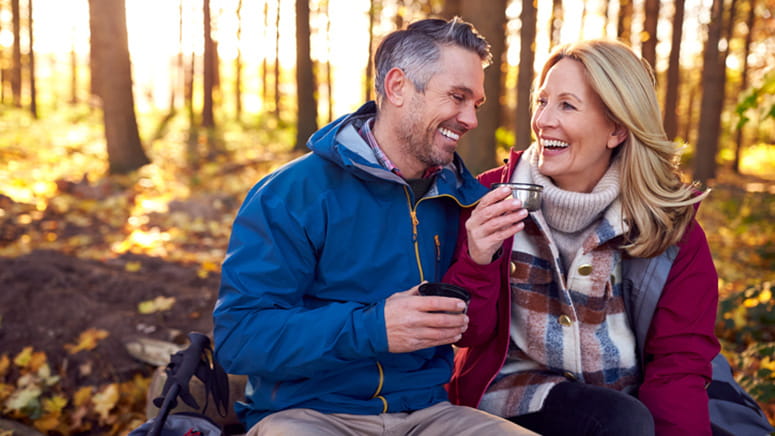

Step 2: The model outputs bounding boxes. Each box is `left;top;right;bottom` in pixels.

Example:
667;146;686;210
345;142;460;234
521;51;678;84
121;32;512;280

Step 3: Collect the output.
410;210;419;242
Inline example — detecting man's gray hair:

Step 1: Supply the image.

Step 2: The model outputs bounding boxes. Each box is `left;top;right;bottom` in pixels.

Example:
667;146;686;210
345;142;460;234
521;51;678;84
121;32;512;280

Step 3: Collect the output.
373;17;491;105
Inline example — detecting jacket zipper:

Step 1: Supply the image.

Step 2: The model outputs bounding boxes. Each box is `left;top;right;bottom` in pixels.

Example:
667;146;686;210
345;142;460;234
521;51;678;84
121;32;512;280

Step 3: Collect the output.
371;361;387;412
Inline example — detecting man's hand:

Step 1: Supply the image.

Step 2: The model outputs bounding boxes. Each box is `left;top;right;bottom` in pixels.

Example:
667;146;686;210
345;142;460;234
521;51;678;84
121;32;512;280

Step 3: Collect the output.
384;284;468;353
466;186;528;265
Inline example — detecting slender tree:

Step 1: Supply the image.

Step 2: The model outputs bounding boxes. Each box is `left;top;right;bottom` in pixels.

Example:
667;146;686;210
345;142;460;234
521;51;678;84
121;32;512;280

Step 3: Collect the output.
274;0;281;119
27;0;36;118
323;0;333;122
365;0;377;102
295;0;317;151
69;30;78;104
235;0;243;119
11;0;21;107
452;0;508;174
87;0;149;174
733;0;757;173
642;0;659;68
515;0;537;152
261;0;269;105
617;0;633;43
663;0;685;140
550;0;562;49
694;0;726;182
202;0;216;127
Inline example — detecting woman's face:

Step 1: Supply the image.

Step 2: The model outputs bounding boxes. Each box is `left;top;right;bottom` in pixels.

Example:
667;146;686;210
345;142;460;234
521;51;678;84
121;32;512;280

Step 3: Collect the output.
531;57;627;193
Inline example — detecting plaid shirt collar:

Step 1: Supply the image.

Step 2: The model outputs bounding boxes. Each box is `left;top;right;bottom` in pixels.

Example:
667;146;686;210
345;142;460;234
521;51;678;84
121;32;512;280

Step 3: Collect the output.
359;117;442;180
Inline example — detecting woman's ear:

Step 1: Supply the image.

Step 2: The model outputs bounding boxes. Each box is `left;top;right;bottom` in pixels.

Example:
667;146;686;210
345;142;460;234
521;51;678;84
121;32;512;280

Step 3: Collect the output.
383;67;408;107
607;123;629;149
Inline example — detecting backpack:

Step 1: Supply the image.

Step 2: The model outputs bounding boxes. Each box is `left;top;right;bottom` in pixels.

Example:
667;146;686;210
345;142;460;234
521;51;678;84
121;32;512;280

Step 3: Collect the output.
129;332;231;436
622;250;774;435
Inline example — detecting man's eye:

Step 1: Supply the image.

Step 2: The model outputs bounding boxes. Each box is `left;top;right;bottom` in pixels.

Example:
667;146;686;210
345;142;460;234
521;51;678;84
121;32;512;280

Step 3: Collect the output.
451;94;464;102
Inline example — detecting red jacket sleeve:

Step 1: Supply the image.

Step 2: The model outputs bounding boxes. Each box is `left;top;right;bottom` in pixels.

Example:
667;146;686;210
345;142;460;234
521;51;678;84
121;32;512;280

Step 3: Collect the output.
638;219;720;435
442;166;510;347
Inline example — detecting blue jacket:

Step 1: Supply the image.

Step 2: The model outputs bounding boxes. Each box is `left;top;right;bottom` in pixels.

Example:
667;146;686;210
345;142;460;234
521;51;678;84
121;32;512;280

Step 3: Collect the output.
213;101;488;428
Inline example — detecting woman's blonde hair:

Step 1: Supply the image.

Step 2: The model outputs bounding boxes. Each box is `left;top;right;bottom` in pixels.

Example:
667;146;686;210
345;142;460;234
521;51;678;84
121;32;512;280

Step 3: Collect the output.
535;39;707;258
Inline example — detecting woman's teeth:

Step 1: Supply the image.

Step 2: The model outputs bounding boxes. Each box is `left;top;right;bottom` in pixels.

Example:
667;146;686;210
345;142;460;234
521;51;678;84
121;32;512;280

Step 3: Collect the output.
543;139;569;149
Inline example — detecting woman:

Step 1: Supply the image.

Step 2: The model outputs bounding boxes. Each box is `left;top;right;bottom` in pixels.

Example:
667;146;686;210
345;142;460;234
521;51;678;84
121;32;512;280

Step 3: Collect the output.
444;39;720;435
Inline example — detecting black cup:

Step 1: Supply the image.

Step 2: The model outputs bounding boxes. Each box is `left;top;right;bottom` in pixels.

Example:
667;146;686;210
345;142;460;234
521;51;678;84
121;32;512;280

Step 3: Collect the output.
418;282;471;313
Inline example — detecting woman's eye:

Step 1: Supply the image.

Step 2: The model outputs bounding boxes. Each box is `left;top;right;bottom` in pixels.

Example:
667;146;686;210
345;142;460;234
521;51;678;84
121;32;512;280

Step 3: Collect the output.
561;102;576;110
535;98;547;107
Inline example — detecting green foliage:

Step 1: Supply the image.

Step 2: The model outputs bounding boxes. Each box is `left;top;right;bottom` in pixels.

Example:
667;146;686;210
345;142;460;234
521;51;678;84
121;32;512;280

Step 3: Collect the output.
735;72;775;130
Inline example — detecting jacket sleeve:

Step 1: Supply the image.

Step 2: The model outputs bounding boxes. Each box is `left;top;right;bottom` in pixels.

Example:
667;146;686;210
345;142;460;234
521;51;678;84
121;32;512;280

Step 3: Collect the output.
443;168;508;348
212;183;388;379
638;219;720;435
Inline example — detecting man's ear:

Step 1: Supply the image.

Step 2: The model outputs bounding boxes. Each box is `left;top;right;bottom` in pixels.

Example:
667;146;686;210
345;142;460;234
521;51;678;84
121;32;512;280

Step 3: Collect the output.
607;123;629;149
383;67;408;106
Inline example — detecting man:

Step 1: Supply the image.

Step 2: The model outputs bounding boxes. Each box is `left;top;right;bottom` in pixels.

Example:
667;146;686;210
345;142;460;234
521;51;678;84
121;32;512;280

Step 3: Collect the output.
213;17;536;436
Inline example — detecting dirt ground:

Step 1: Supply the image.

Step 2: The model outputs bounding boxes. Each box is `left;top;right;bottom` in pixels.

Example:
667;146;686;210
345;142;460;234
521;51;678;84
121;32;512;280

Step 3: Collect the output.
0;249;220;396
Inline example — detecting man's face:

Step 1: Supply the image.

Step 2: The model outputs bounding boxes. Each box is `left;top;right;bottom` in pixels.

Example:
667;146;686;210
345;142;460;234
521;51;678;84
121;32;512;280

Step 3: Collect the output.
396;45;486;171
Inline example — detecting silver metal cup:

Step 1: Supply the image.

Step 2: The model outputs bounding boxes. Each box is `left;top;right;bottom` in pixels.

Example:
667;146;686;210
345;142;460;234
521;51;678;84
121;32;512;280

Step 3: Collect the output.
492;183;543;212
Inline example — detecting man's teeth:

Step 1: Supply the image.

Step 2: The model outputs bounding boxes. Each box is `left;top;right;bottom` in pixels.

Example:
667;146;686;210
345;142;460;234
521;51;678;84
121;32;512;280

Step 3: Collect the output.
439;127;460;141
543;139;569;148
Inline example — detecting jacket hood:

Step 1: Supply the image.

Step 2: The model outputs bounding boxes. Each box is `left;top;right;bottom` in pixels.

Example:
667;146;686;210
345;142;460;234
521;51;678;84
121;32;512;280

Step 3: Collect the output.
305;101;487;206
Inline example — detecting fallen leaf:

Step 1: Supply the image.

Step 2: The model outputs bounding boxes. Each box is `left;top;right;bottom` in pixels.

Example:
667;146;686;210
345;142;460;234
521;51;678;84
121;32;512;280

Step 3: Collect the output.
92;383;119;422
137;295;176;314
64;328;110;355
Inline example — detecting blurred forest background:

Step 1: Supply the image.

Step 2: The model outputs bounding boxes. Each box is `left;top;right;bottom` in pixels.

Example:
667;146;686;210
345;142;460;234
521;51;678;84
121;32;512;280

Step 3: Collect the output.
0;0;773;434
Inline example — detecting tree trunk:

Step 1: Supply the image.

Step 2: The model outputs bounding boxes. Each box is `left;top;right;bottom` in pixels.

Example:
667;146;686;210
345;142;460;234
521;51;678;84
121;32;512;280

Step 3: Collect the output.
733;0;756;173
642;0;659;68
274;0;281;119
11;0;21;107
663;0;685;140
88;0;149;174
323;0;333;122
515;0;537;152
235;0;243;119
452;0;507;174
693;0;725;182
295;0;317;151
440;0;461;18
27;0;36;118
202;0;216;128
69;41;78;104
617;0;633;43
550;0;562;49
261;0;269;106
365;0;376;102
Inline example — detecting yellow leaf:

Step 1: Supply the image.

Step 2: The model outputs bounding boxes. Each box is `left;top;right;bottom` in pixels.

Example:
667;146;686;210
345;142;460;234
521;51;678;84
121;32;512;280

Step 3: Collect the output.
73;386;93;407
13;346;34;368
92;383;119;421
759;287;772;303
125;261;142;272
42;395;68;414
28;350;47;372
0;354;9;377
137;296;176;314
33;414;60;433
64;328;110;355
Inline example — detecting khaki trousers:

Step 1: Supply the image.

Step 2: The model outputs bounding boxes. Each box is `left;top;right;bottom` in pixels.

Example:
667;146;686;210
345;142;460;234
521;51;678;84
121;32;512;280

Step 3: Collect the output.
247;401;538;436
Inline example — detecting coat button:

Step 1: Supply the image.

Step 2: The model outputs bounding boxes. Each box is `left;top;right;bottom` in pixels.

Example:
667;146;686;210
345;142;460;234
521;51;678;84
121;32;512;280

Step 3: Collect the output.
558;315;572;326
563;371;577;381
578;264;593;275
510;261;516;275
